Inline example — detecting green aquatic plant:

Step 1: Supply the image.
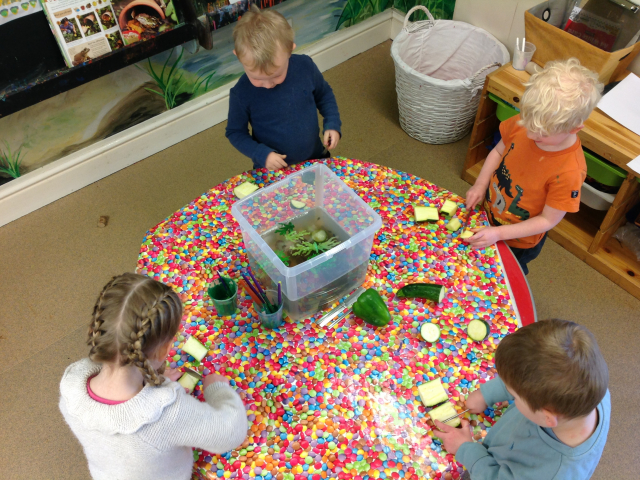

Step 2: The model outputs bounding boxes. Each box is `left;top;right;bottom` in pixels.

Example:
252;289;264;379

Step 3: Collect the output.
275;249;291;266
284;229;309;243
0;141;25;179
275;222;295;236
138;48;215;110
290;237;341;258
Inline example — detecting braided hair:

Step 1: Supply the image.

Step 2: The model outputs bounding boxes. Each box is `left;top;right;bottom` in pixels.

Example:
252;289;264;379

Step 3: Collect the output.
87;273;182;386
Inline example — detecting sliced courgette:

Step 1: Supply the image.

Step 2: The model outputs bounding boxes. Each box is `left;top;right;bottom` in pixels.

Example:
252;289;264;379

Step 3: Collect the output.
177;369;201;394
440;200;458;216
414;206;439;222
181;336;208;362
460;230;474;239
420;323;441;343
234;182;259;199
429;402;461;427
396;283;446;303
290;200;305;209
467;319;490;342
418;378;449;407
446;217;462;232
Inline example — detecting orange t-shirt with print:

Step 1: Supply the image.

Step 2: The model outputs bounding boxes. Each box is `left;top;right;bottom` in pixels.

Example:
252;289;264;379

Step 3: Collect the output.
483;115;586;249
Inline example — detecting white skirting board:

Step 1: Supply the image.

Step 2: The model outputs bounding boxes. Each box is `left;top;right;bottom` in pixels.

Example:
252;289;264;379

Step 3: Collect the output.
0;9;405;228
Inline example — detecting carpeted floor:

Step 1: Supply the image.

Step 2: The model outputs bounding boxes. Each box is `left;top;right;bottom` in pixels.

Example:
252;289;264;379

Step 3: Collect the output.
1;41;638;480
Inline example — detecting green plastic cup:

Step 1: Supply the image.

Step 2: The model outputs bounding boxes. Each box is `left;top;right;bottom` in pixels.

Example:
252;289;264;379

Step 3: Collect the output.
208;277;238;316
254;290;284;329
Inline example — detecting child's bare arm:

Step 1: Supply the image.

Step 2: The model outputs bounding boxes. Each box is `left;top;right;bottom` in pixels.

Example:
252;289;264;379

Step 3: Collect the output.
466;140;506;209
465;205;566;249
466;389;488;414
433;419;473;455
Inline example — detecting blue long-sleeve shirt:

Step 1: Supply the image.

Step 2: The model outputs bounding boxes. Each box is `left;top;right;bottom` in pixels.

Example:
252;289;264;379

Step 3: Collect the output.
456;377;610;480
226;54;341;168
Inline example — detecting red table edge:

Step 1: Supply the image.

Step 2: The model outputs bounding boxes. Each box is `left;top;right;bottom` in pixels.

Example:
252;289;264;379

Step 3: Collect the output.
495;241;537;327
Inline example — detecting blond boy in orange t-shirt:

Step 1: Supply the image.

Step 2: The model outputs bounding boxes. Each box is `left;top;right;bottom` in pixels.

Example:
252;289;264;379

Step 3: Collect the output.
465;58;603;274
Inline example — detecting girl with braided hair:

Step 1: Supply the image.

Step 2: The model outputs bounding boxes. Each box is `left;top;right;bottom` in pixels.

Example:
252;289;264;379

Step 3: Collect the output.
59;273;248;480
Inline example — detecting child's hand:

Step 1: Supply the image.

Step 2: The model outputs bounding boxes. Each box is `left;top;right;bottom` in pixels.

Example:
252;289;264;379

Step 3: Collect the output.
466;389;488;414
465;184;487;210
164;367;183;382
433;419;474;455
202;373;230;389
265;152;288;170
463;226;501;249
324;130;340;150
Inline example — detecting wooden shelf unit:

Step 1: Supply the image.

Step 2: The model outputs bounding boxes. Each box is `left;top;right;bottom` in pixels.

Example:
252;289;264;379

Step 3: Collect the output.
462;64;640;299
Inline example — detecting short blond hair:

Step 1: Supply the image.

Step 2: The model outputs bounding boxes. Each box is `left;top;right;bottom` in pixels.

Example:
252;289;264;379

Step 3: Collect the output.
233;5;294;74
518;58;603;136
495;319;608;419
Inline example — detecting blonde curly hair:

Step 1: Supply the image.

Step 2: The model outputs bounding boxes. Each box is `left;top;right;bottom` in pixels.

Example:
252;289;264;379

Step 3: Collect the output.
519;58;603;136
87;273;182;386
233;4;294;74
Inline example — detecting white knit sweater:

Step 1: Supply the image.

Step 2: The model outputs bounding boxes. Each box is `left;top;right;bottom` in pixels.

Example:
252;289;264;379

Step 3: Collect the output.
60;359;248;480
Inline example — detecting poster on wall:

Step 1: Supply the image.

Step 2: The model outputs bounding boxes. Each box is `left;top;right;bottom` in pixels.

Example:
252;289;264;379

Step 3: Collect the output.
41;0;127;67
41;0;181;68
0;0;42;26
111;0;180;44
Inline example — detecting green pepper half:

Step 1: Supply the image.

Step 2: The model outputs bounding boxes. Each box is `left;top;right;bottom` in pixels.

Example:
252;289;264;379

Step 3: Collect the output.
352;288;391;328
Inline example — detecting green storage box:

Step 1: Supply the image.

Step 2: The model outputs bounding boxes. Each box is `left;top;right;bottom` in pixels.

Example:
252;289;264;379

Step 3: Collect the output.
583;149;627;188
488;93;519;122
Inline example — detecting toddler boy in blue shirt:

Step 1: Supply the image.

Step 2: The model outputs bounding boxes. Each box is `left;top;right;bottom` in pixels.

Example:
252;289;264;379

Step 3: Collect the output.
226;5;341;170
435;319;610;479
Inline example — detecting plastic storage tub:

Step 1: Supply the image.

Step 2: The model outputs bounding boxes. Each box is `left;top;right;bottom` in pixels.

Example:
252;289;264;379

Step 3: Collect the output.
581;181;615;211
231;164;382;321
488;93;519;121
583;149;627;188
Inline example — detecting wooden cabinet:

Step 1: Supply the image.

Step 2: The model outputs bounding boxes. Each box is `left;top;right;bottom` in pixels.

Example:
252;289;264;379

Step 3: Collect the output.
462;64;640;299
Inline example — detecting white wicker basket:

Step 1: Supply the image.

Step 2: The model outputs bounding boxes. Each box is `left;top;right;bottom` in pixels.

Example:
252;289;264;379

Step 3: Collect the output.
391;6;509;144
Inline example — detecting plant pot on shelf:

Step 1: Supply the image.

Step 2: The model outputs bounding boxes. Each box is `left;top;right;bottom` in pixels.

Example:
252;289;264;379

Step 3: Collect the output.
118;0;165;30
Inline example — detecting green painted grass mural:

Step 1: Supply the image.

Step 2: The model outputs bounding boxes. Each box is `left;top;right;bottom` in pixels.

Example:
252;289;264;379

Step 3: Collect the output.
0;141;25;179
0;0;458;182
336;0;455;30
138;49;215;111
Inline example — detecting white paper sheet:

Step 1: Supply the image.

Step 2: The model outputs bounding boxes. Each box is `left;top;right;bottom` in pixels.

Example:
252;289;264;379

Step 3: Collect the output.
598;73;640;138
628;155;640;175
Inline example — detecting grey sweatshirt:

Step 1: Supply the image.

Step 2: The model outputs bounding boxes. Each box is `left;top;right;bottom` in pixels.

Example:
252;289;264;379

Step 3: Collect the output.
60;358;248;480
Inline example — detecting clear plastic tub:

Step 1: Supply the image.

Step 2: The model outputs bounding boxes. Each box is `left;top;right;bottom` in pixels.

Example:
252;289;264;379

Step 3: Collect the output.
231;164;382;320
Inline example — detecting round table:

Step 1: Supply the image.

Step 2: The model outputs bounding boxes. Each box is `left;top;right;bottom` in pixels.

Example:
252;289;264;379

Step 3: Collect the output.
137;158;533;480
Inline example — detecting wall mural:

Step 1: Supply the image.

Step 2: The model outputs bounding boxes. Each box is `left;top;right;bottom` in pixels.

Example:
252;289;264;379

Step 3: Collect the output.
0;0;455;185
